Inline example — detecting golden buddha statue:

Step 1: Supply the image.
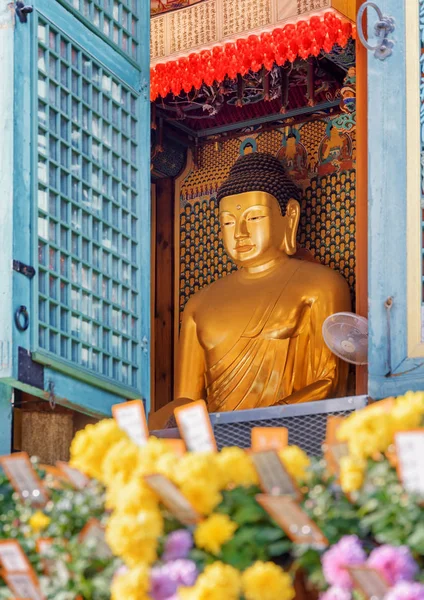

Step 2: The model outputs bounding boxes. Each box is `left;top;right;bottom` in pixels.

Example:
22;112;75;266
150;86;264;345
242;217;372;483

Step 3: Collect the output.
149;153;351;430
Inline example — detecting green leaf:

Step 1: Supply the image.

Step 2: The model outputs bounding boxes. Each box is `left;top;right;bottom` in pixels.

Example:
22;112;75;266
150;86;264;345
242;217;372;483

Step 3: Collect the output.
267;540;292;557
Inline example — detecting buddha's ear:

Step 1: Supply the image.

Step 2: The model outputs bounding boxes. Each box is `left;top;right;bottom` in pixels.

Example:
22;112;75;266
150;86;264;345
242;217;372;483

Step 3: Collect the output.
281;198;300;255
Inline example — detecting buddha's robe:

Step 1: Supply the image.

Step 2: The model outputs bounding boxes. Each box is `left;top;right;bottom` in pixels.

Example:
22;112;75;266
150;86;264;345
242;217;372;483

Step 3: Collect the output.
176;259;351;412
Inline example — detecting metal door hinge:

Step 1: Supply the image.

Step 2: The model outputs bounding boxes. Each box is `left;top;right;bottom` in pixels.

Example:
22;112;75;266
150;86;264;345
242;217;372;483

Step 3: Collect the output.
141;336;149;354
357;2;395;61
13;260;35;279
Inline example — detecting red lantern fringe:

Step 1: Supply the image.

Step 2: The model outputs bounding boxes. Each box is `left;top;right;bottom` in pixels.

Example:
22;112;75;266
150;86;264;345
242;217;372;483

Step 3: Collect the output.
150;12;355;101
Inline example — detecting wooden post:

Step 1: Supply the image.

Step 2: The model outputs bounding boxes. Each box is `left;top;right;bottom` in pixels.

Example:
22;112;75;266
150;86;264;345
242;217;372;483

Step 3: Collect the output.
355;0;368;395
0;385;12;455
0;1;14;454
154;178;175;411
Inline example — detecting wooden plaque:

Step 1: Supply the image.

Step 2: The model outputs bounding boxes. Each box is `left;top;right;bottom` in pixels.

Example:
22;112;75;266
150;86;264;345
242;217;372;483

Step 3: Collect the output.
3;571;44;600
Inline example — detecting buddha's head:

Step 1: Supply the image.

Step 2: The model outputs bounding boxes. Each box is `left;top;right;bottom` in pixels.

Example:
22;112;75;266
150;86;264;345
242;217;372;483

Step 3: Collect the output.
217;153;301;268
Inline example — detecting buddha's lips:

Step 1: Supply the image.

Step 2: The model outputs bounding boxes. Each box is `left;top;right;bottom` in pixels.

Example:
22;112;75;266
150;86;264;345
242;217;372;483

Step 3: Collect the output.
235;244;255;252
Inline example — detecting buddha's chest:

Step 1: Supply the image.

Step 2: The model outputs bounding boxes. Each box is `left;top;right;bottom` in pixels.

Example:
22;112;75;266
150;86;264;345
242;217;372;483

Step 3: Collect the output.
195;279;311;351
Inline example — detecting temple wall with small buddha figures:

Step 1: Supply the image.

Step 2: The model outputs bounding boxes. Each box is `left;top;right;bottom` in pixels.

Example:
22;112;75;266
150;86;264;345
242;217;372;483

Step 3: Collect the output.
176;113;356;323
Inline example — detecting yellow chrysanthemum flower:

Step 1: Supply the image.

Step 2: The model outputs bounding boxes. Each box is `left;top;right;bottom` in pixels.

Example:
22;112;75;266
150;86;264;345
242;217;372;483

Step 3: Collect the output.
107;476;159;515
106;509;163;566
180;562;242;600
180;479;222;516
102;438;142;487
29;511;51;533
216;447;259;488
279;445;311;482
175;452;222;490
242;561;295;600
337;403;393;459
70;419;125;481
339;455;366;494
391;391;424;432
194;513;238;555
136;437;177;477
111;564;150;600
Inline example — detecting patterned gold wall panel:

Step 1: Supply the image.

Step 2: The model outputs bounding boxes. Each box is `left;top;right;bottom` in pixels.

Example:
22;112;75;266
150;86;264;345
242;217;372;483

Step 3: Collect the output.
178;117;356;319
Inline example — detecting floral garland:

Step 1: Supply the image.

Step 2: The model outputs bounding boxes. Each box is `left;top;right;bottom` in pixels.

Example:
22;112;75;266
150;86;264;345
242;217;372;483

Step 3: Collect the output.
150;12;356;100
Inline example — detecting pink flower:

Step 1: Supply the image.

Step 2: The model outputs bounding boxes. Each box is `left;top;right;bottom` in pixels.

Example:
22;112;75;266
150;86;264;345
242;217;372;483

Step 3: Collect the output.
322;536;366;589
385;582;424;600
367;546;418;587
320;587;352;600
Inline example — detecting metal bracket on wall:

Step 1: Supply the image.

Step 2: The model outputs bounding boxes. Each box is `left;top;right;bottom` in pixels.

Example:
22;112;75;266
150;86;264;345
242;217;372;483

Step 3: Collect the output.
357;2;395;61
15;1;33;23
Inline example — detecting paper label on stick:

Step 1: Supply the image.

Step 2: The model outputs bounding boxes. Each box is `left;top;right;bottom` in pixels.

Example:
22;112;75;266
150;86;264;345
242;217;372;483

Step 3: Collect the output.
395;429;424;496
162;439;186;456
0;541;32;573
251;428;288;452
251;451;300;498
4;571;44;600
80;519;112;559
145;474;201;526
174;401;217;452
112;400;149;447
324;442;349;477
57;462;89;489
325;416;344;444
347;566;390;600
0;453;48;506
257;494;328;547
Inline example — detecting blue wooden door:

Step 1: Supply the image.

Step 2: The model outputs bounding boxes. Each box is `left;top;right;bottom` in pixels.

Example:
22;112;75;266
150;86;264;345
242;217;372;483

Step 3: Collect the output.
0;0;151;419
365;0;424;397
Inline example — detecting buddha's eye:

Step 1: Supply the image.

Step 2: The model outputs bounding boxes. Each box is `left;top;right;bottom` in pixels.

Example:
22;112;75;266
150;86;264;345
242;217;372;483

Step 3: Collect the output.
247;215;266;222
222;220;235;226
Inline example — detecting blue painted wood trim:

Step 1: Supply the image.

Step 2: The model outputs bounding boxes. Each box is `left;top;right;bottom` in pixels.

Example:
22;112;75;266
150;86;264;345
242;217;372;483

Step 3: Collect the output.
0;384;12;456
138;0;151;414
367;0;424;398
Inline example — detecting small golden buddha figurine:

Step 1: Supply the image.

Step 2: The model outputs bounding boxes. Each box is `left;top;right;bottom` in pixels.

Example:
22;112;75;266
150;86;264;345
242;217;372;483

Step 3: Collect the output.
149;153;351;429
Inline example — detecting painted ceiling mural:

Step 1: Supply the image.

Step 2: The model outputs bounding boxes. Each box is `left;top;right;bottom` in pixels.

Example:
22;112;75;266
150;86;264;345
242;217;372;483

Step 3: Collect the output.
151;0;205;15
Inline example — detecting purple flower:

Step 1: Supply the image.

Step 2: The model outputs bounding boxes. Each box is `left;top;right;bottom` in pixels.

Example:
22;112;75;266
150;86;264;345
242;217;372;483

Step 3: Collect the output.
163;530;193;562
385;582;424;600
150;566;177;600
168;559;198;587
320;587;352;600
367;546;419;587
150;560;198;600
322;536;366;589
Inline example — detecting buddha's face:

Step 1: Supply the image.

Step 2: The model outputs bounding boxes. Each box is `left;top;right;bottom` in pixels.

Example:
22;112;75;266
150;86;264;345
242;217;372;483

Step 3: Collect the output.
219;191;300;268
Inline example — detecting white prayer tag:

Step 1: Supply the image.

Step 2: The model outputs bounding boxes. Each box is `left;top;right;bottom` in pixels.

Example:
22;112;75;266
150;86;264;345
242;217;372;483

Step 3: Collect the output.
251;451;300;498
0;541;30;573
57;462;89;489
4;571;44;600
145;474;201;526
395;430;424;496
112;400;149;447
0;453;48;506
174;401;217;452
347;566;390;600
